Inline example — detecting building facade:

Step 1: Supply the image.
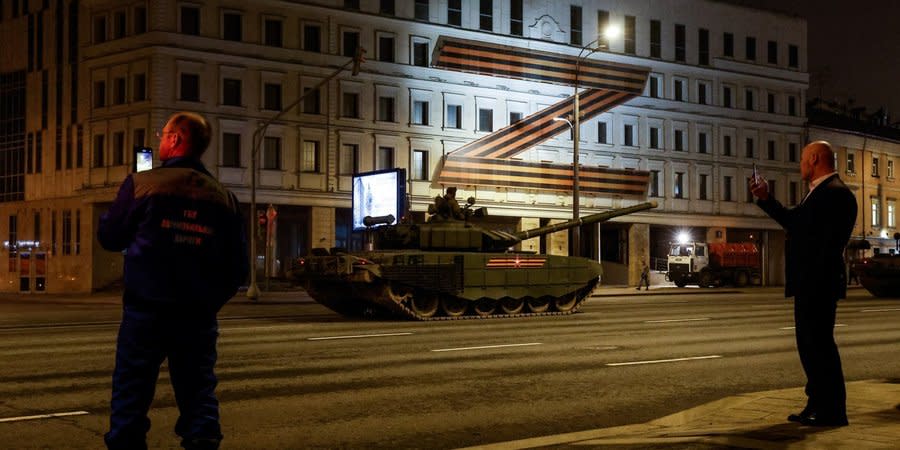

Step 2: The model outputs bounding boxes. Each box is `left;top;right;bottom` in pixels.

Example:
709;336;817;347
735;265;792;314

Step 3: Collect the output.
0;0;810;293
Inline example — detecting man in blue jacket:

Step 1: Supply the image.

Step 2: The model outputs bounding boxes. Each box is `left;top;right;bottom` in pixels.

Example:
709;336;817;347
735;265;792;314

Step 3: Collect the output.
98;111;248;449
751;141;856;427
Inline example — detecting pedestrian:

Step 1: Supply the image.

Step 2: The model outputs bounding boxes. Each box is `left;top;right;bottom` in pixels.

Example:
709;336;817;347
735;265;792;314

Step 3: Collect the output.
98;111;248;449
750;140;856;427
637;259;650;290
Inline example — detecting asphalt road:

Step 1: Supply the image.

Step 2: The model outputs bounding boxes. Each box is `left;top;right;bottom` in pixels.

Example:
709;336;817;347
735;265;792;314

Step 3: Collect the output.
1;288;898;449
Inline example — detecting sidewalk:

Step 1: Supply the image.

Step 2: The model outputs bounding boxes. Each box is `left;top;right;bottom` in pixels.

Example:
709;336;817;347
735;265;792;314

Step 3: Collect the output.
463;379;900;449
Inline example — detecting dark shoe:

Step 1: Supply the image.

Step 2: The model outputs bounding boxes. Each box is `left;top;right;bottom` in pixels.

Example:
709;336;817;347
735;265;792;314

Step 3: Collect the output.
799;412;848;427
787;406;814;423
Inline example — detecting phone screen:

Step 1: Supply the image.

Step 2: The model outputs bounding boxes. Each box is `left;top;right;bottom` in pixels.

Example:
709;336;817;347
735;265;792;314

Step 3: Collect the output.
134;147;153;172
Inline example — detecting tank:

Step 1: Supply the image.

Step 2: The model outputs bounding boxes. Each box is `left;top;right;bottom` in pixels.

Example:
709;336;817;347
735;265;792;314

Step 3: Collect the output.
852;254;900;298
291;195;658;320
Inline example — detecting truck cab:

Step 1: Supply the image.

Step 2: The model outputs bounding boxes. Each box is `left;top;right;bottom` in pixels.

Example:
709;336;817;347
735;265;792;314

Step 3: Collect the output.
667;242;708;287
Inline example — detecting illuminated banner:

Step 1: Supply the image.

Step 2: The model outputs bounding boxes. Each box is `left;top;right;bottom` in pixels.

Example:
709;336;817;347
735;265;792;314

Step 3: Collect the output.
432;37;650;196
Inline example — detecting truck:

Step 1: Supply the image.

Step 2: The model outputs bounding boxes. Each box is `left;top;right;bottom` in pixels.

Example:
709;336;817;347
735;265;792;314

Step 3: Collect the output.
666;242;761;288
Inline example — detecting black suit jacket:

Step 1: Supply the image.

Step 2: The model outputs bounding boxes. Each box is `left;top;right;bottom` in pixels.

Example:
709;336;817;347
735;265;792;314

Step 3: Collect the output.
756;174;857;299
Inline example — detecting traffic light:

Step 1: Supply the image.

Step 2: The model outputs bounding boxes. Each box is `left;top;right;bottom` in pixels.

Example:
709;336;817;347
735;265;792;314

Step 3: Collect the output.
352;47;367;76
257;211;267;240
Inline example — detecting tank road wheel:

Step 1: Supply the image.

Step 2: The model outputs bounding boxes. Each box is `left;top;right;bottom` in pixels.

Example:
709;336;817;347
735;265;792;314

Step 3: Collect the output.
527;298;551;313
441;296;468;318
554;293;578;313
473;299;497;317
500;297;525;315
384;283;413;304
409;294;439;318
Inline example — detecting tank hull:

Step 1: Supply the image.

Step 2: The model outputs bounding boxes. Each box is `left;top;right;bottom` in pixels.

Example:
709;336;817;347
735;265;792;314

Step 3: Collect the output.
294;250;602;320
852;255;900;298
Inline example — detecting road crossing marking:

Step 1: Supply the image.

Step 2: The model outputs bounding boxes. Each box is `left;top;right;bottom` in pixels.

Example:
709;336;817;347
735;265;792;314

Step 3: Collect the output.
0;411;89;423
779;324;847;330
431;343;543;352
606;355;722;366
307;332;414;341
644;317;710;323
861;308;900;313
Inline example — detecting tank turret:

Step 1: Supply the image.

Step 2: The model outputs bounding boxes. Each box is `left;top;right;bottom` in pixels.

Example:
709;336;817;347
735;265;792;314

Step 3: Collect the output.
291;192;658;320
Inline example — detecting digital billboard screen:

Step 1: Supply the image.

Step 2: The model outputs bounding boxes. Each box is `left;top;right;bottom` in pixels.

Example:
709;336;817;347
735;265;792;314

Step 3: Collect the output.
352;168;406;231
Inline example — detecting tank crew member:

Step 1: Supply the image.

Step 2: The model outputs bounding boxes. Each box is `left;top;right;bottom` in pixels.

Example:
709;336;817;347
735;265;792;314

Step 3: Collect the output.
98;111;248;449
750;140;856;427
444;187;465;220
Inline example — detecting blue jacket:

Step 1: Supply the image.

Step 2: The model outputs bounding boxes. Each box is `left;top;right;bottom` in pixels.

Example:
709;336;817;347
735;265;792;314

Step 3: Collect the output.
98;157;248;310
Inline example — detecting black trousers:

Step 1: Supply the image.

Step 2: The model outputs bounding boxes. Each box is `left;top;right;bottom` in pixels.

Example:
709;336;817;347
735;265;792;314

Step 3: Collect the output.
793;294;846;418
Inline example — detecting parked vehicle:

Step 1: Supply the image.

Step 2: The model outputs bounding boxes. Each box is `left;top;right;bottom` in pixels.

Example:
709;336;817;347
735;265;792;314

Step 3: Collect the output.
667;242;761;288
852;254;900;298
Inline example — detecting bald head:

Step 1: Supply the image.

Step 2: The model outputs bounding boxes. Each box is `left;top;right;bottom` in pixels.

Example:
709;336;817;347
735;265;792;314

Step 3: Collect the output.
800;140;836;182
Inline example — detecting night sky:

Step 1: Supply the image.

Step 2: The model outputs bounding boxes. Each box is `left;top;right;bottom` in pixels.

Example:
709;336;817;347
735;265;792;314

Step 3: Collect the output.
722;0;900;122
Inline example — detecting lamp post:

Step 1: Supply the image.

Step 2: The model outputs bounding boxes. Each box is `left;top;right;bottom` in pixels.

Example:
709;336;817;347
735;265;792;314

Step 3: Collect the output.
555;28;618;257
246;48;365;301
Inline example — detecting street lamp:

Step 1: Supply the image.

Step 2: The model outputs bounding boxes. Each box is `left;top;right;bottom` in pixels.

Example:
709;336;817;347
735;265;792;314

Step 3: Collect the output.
246;48;366;301
555;29;619;257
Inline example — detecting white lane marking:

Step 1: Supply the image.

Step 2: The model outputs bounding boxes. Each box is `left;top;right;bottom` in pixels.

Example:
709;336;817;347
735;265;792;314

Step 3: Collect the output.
644;317;710;323
606;355;722;367
779;324;847;330
307;332;414;341
431;342;542;352
861;308;900;312
0;411;89;423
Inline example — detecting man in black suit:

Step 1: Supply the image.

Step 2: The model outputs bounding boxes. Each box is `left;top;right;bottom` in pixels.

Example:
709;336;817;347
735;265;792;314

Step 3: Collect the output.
750;140;857;427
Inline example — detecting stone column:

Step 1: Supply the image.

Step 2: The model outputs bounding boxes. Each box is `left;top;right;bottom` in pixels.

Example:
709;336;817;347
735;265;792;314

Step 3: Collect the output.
546;219;569;256
310;206;335;250
628;223;650;286
517;217;540;253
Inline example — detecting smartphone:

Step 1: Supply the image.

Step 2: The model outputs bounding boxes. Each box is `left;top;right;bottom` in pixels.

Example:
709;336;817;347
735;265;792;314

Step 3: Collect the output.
134;146;153;172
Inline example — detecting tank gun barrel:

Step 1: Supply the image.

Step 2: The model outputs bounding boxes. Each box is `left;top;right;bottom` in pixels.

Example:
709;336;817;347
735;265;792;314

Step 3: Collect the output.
514;201;657;241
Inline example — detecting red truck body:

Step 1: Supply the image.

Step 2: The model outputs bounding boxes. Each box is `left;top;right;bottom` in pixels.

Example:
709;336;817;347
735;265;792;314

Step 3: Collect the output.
708;242;761;269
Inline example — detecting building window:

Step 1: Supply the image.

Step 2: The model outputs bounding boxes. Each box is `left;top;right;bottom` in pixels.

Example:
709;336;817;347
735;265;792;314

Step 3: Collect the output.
378;34;395;62
723;135;732;157
93;134;105;168
412;41;429;66
872;197;880;227
301;87;320;114
263;136;281;170
674;172;684;199
112;10;126;39
343;30;360;57
222;132;241;167
649;75;661;98
847;153;856;173
873;156;880;177
134;129;146;149
789;44;799;68
745;89;754;111
723;32;734;57
674;79;684;101
724;176;736;201
624;124;634;147
378;96;395;122
597;10;609;48
698;82;708;104
723;86;732;108
134;6;147;35
376;146;394;170
624;16;636;55
415;0;429;21
650;20;661;58
303;23;321;52
768;40;778;64
412;150;429;180
223;12;242;41
412;100;429;125
446;104;462;128
380;0;395;15
301;141;319;172
112;131;125;166
264;83;283;111
61;210;71;255
133;73;146;102
264;18;283;47
180;5;200;36
180;73;199;102
510;0;523;36
788;96;797;116
745;137;754;158
745;36;756;60
478;108;493;132
698;28;709;65
788;143;797;162
223;78;242;106
767;180;777;203
93;80;106;108
340;144;358;175
569;6;582;45
598;122;608;144
767;140;776;160
889;200;896;228
479;0;492;31
767;93;776;113
93;14;107;43
509;111;523;124
649;170;660;197
345;0;360;10
790;181;798;206
674;130;684;151
698;132;708;154
342;92;359;118
649;127;660;149
699;174;708;200
447;0;461;26
674;24;685;62
888;159;894;178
